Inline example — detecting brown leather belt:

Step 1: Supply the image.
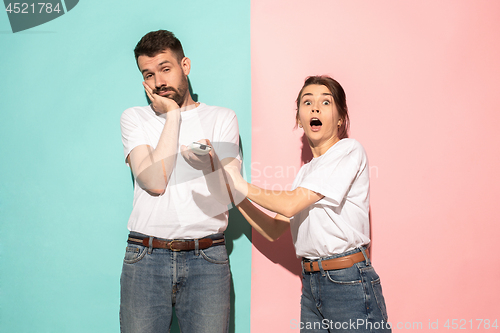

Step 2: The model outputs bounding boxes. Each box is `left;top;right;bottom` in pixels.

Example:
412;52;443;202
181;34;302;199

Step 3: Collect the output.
302;250;368;273
127;235;225;251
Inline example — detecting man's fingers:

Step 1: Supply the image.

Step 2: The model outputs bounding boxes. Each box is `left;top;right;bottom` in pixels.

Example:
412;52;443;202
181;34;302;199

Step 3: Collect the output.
194;139;216;159
142;81;153;93
196;139;212;146
145;89;153;101
180;146;196;162
143;83;154;101
180;146;201;163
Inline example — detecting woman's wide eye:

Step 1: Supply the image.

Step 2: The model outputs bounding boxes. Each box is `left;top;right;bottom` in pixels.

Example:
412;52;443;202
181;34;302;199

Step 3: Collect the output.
323;100;330;105
304;101;312;105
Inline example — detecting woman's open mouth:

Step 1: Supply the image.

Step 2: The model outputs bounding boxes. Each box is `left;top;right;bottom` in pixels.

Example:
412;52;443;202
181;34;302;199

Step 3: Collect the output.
310;118;322;132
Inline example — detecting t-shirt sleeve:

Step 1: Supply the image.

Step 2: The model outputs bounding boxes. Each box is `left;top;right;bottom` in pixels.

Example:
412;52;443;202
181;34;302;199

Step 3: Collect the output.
213;110;240;162
120;108;150;163
298;141;367;207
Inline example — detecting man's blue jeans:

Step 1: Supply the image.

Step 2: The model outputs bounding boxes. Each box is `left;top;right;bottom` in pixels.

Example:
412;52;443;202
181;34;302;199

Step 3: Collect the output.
120;232;230;333
300;248;391;332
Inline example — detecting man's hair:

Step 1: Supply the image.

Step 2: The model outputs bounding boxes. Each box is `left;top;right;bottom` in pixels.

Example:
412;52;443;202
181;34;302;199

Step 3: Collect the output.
295;75;350;139
134;30;185;64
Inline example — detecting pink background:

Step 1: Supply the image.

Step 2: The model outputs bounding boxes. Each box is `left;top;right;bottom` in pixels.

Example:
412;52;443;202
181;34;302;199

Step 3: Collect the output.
250;0;500;331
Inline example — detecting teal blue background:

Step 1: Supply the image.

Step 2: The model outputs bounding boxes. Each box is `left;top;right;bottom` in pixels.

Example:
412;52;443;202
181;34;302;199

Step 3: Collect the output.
0;1;251;332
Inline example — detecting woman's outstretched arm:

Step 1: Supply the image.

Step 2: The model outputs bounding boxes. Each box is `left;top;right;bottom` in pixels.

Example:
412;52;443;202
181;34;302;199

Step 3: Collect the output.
236;198;290;241
225;164;324;219
245;184;323;218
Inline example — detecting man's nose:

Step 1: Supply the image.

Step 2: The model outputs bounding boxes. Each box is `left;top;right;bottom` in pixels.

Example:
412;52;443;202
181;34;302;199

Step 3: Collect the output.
155;75;168;88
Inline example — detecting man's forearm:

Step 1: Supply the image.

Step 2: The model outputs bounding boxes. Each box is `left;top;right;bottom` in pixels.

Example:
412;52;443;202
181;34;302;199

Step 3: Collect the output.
132;110;181;195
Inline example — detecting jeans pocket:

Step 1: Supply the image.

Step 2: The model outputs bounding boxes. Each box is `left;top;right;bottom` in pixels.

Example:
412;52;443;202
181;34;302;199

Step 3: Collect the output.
123;244;147;264
200;246;229;264
371;277;389;321
325;266;362;285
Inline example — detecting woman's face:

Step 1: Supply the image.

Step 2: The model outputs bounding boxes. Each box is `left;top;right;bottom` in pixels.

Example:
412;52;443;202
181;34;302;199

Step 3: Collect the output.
298;84;342;148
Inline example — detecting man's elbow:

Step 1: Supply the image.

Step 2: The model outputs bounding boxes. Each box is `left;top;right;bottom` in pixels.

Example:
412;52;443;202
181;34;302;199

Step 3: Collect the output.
145;188;166;196
137;179;167;196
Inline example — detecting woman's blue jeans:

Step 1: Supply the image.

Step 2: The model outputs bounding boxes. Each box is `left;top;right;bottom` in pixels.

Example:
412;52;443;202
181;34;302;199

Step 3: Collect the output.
300;248;391;332
119;232;230;333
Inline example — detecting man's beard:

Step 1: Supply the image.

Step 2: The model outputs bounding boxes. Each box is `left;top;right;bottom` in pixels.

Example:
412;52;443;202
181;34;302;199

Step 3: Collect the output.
154;77;189;107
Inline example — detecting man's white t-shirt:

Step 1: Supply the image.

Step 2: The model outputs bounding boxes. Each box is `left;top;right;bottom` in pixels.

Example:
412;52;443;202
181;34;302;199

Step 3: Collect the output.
290;139;371;259
120;103;240;239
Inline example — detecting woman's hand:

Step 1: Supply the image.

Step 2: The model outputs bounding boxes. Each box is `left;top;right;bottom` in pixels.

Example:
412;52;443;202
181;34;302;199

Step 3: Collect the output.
224;163;248;196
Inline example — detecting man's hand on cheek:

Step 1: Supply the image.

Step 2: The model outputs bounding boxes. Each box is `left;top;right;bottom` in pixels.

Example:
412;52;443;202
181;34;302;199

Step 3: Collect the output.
143;82;180;114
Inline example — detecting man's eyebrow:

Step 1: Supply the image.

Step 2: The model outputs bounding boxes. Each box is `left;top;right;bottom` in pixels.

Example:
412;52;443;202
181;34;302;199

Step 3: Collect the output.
158;60;172;67
141;60;172;74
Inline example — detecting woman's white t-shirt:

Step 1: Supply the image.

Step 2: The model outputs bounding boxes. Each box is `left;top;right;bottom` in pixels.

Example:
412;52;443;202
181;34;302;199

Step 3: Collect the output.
290;139;371;259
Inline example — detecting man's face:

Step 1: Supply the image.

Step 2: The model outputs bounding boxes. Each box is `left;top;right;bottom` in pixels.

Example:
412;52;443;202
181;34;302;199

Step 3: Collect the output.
137;49;190;107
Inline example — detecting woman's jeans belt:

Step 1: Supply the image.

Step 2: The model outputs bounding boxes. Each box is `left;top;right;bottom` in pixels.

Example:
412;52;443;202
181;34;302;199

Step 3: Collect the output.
302;249;369;273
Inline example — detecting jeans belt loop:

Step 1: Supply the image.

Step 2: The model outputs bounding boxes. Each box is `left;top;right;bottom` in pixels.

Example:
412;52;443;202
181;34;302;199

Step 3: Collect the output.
360;246;370;266
148;236;154;255
317;258;326;277
194;239;199;256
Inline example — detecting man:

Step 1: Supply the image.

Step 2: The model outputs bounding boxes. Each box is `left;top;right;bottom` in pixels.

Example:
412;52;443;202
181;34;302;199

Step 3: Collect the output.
119;30;240;333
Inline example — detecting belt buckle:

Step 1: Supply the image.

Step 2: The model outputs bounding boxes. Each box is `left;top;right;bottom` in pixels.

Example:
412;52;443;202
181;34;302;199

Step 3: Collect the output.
169;240;183;251
303;259;314;272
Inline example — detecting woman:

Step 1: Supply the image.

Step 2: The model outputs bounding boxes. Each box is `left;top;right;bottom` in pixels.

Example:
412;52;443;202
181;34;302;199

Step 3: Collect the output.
227;76;391;332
